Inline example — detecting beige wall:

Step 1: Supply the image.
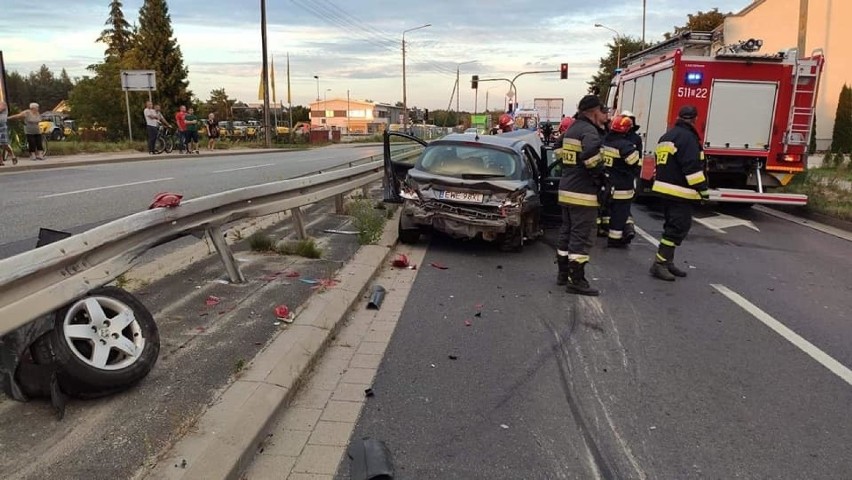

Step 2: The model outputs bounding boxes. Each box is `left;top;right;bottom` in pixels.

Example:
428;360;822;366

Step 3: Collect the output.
724;0;850;149
309;99;377;133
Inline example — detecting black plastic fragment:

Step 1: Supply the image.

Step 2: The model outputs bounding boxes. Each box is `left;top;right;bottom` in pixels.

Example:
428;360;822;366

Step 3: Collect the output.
36;228;72;248
367;285;387;310
348;437;394;480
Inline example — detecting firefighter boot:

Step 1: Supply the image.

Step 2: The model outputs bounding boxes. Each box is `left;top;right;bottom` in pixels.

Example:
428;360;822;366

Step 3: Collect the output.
663;246;688;277
566;261;600;296
650;242;676;281
624;219;636;243
556;256;570;286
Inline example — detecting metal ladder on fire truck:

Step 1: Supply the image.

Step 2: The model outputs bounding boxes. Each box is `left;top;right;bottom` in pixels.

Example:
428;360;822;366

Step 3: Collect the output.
772;49;824;193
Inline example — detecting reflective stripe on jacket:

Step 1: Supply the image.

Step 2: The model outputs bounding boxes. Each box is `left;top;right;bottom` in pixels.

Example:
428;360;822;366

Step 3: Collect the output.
652;120;708;201
555;115;605;207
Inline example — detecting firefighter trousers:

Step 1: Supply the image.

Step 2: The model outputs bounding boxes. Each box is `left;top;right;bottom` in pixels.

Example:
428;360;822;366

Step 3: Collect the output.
557;205;597;263
607;199;633;241
656;199;693;263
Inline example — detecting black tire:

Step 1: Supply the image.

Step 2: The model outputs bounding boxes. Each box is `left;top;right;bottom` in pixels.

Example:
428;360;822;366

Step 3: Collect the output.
50;129;64;141
154;136;166;154
164;136;175;153
398;216;420;244
45;286;160;398
500;223;524;253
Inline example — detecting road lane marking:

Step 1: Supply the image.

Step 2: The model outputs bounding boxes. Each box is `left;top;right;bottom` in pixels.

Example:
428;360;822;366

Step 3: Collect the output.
212;163;274;174
633;225;659;247
39;178;175;199
754;205;852;242
711;284;852;387
693;213;760;233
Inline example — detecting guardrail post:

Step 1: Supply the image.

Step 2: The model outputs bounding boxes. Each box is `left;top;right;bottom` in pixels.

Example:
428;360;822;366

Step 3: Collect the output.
361;186;370;198
291;207;307;240
334;194;345;214
205;227;245;284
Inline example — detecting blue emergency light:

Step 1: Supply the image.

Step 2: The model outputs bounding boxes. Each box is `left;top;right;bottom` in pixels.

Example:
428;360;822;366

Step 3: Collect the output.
685;72;703;85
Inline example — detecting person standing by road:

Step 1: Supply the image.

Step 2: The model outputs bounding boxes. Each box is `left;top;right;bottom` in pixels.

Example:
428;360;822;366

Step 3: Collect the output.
0;101;18;166
620;110;643;243
144;101;159;155
7;103;45;160
206;113;219;150
174;105;188;153
184;107;200;154
154;104;172;129
554;95;608;296
649;105;709;281
601;114;641;248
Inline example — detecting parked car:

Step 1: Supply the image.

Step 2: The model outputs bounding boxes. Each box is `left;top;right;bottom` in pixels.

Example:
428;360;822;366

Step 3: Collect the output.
383;130;558;251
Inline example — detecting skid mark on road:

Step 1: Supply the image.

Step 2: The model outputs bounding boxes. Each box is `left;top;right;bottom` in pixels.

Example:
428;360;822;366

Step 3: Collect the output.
39;177;175;199
712;284;852;387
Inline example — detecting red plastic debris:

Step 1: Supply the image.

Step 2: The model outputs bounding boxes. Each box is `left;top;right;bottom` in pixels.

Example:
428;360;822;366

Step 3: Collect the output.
392;254;416;269
285;271;301;278
148;192;183;209
464;320;472;327
274;305;290;318
312;278;339;290
205;295;221;306
475;303;484;309
430;262;449;270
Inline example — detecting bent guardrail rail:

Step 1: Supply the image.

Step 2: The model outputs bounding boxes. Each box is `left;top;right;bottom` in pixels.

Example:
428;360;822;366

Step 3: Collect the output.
0;148;421;338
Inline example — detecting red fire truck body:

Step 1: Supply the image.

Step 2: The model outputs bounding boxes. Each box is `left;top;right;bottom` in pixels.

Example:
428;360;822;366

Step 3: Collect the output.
607;32;825;205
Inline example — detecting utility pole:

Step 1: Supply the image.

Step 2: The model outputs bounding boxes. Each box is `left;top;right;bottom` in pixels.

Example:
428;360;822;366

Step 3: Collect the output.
260;0;271;147
797;0;809;55
456;65;460;117
642;0;647;45
402;24;431;133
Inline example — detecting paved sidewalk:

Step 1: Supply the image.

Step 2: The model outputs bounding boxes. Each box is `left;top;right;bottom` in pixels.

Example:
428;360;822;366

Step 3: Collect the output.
0;147;289;173
243;245;428;480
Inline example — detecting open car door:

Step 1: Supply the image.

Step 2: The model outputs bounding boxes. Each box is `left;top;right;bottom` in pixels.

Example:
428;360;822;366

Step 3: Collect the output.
383;131;427;203
538;145;561;221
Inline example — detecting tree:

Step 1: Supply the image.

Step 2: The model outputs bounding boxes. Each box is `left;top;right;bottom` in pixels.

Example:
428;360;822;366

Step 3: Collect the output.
125;0;191;115
809;117;817;154
289;105;310;123
4;66;75;113
68;60;134;140
205;88;234;120
97;0;134;59
666;9;728;38
588;37;647;102
830;84;852;154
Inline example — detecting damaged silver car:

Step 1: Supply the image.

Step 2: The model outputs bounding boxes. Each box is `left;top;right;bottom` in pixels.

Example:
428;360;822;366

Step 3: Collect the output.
383;130;557;251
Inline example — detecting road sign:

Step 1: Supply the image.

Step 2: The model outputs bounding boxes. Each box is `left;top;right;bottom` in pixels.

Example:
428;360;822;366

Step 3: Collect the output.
120;70;157;91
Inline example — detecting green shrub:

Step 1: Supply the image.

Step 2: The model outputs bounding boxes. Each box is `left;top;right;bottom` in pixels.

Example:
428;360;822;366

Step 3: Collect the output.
347;199;387;245
276;238;322;259
248;232;276;252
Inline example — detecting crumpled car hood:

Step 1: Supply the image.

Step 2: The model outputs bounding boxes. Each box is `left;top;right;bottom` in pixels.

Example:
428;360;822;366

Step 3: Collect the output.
407;169;527;203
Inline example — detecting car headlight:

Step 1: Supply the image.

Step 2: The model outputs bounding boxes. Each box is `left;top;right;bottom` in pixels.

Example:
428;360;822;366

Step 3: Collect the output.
400;187;420;201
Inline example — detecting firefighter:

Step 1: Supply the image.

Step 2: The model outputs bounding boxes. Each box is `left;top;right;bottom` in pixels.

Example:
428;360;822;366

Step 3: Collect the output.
601;115;641;248
649;105;709;281
620;109;643;242
554;95;609;296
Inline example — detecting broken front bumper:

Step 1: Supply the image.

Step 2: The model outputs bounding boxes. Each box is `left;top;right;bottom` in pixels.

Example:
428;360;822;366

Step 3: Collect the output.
402;200;521;240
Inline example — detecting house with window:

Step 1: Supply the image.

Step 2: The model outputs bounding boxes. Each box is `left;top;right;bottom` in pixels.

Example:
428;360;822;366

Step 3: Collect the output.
308;99;405;134
720;0;850;149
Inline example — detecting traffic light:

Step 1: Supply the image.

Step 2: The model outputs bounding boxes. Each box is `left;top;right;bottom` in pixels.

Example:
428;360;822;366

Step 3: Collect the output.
424;109;429;121
471;75;479;89
560;63;568;80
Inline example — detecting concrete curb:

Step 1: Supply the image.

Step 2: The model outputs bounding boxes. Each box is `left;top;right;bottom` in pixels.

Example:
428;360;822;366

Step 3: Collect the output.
144;209;400;480
0;148;299;173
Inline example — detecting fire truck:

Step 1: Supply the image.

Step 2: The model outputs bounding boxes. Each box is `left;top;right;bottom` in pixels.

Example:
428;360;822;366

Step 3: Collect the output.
606;31;825;206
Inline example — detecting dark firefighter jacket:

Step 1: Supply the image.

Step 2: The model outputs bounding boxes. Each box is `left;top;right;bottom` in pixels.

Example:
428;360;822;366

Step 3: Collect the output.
627;129;643;157
652;119;708;201
555;115;605;207
602;132;641;200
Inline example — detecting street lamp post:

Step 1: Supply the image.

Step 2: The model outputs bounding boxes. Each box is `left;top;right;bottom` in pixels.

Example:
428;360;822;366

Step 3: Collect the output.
642;0;647;45
402;23;431;132
595;23;623;67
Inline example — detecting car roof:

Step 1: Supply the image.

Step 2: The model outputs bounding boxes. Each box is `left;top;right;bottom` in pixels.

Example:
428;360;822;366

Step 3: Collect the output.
436;131;541;153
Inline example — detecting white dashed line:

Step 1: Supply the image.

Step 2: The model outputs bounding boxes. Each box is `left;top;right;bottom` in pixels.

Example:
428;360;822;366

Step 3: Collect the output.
711;283;852;387
40;178;175;199
212;163;274;174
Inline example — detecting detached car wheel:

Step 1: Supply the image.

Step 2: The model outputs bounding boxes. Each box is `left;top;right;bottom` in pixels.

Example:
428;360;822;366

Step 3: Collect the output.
41;287;160;398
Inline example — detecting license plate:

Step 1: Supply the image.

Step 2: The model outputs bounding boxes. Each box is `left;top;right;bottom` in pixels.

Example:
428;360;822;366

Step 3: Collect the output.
437;190;484;203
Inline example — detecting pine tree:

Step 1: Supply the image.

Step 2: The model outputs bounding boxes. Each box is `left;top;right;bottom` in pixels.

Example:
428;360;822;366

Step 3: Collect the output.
808;116;817;154
588;37;646;101
127;0;191;116
830;84;852;154
97;0;133;59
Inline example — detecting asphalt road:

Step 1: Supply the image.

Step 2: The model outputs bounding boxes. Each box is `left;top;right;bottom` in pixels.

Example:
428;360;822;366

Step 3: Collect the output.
340;204;852;479
0;145;389;259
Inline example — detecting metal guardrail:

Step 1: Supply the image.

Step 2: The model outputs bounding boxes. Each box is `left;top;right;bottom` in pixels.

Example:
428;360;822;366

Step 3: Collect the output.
0;148;422;337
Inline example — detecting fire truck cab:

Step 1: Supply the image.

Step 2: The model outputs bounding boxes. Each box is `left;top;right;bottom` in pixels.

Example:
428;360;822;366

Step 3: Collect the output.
607;31;825;206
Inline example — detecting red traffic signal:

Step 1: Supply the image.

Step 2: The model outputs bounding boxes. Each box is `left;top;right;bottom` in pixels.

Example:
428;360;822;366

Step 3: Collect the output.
560;63;568;80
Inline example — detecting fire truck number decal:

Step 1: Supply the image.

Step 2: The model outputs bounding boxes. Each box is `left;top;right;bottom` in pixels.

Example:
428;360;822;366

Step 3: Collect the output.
676;87;709;99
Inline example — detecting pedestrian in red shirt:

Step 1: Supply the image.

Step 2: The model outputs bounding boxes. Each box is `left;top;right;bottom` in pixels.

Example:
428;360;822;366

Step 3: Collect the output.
174;105;188;153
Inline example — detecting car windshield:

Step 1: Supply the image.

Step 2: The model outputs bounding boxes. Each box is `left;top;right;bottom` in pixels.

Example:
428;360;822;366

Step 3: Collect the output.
416;144;519;179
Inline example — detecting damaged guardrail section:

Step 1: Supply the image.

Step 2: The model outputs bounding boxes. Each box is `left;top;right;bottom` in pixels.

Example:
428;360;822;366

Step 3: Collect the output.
0;147;421;407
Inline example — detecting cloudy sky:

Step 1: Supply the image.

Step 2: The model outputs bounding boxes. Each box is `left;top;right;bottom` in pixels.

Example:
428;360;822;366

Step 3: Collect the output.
1;0;752;111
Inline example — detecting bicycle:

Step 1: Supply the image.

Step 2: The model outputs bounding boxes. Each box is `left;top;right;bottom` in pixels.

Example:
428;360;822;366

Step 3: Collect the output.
154;126;175;154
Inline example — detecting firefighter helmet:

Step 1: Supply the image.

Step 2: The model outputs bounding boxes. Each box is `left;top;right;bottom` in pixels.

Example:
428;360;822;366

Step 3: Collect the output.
558;116;575;133
498;113;514;131
609;115;634;134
